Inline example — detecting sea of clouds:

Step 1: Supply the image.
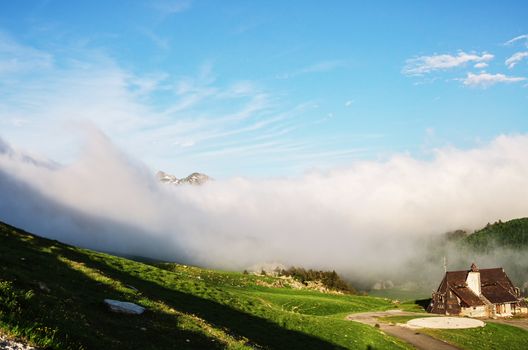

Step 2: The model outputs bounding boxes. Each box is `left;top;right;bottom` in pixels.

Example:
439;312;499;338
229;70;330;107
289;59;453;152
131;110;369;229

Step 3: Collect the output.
2;128;528;288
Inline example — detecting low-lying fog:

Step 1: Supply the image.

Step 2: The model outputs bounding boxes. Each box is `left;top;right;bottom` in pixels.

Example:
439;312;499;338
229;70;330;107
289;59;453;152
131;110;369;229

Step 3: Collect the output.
2;128;528;291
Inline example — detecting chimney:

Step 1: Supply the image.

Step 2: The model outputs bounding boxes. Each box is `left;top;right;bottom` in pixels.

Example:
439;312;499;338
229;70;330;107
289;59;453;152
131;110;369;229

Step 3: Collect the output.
466;262;481;296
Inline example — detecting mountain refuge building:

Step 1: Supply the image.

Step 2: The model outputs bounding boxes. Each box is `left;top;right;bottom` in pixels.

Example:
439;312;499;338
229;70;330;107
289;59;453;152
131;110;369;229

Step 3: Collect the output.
428;263;528;318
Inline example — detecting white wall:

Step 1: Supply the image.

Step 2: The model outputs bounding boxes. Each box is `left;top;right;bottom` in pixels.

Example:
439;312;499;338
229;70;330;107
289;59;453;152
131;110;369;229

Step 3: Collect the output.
461;306;487;318
466;272;481;296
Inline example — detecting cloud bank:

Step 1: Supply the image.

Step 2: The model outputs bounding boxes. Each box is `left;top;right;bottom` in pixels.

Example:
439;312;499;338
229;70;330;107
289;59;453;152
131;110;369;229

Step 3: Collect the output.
2;129;528;285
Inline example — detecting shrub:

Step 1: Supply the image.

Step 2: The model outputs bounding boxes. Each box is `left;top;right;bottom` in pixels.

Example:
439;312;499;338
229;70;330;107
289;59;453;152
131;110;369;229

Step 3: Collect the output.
277;267;356;294
0;281;34;318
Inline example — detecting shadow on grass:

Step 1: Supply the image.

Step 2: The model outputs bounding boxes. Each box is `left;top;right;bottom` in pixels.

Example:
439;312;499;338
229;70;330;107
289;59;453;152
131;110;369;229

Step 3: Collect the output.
1;226;225;350
1;224;348;349
414;298;431;311
57;246;348;350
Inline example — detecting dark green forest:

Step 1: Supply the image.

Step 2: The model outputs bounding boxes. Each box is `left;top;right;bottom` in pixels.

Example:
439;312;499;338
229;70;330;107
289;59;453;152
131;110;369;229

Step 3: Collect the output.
463;218;528;250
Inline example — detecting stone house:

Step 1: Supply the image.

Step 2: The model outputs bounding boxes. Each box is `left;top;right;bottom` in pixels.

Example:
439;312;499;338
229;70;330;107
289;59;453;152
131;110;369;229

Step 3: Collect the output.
428;263;528;318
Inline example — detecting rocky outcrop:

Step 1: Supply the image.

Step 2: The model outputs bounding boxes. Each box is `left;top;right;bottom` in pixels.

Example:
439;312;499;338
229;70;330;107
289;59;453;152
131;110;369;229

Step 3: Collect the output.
0;333;36;350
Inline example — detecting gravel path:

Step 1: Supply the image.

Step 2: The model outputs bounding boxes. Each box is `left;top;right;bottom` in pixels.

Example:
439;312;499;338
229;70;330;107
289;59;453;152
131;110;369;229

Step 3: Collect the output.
347;310;461;350
0;333;36;350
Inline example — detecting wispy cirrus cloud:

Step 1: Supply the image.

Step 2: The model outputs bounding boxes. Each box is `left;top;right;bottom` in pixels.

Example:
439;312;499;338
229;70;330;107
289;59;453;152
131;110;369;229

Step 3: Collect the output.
276;60;347;79
0;32;345;177
505;34;528;47
0;31;53;74
505;51;528;69
402;51;493;75
461;72;526;88
138;28;170;50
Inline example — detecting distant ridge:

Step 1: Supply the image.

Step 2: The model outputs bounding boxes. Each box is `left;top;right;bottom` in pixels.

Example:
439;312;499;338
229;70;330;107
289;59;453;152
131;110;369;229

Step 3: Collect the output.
156;170;210;185
463;217;528;250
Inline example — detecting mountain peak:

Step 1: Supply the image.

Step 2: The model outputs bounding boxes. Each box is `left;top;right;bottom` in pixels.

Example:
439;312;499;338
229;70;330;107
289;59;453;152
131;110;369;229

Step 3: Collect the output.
157;171;210;185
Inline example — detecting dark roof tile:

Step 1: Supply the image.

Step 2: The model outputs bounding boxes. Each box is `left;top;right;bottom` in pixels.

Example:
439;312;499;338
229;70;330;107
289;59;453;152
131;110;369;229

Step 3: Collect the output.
481;284;518;303
450;286;485;306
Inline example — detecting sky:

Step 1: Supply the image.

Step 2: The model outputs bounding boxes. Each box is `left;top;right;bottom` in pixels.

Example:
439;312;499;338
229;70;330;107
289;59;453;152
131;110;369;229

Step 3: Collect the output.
2;1;528;279
1;0;528;178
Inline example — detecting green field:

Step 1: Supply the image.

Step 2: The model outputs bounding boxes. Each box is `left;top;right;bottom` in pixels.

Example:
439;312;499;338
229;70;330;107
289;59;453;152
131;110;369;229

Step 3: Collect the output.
0;221;410;350
2;220;528;350
420;323;528;350
367;288;431;301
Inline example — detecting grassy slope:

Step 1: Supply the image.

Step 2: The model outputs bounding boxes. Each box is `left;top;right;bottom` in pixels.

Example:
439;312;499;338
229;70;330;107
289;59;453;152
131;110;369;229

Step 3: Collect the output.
367;288;430;301
420;323;528;350
0;221;410;350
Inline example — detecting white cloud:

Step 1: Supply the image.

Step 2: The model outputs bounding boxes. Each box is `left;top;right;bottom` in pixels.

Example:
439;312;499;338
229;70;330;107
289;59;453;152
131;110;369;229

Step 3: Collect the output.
461;72;526;88
403;51;494;75
474;62;488;69
0;34;340;178
345;100;354;107
505;51;528;69
505;34;528;46
3;132;528;281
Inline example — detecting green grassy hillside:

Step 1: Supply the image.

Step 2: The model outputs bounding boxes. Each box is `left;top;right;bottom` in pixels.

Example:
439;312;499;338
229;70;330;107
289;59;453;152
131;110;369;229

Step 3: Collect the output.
0;221;411;350
463;218;528;250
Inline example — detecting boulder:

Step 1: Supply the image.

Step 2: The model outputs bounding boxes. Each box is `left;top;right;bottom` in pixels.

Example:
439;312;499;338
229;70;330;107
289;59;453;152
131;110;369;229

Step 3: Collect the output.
104;299;145;315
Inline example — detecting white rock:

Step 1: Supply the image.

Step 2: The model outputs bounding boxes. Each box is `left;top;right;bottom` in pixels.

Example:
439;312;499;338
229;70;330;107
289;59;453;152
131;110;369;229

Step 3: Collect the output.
104;299;145;315
0;333;35;350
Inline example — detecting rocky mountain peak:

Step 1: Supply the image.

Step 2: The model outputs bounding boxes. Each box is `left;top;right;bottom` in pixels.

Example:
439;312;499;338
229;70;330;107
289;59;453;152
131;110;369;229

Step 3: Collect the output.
156;170;210;185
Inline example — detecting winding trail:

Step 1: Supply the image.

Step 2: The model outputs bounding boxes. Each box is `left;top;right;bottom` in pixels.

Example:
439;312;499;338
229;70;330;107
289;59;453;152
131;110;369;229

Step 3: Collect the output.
346;310;461;350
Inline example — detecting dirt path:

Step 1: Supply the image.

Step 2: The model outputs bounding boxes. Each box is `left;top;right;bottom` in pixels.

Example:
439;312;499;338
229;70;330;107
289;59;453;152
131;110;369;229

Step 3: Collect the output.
346;310;461;350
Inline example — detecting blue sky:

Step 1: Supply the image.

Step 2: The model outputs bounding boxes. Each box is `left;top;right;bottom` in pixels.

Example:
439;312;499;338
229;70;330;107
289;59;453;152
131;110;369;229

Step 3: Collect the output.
1;0;527;178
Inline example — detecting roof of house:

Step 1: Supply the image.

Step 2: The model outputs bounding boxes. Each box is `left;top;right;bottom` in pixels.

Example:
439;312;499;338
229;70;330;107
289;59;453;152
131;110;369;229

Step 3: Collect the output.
482;284;518;304
450;284;485;306
443;265;518;306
